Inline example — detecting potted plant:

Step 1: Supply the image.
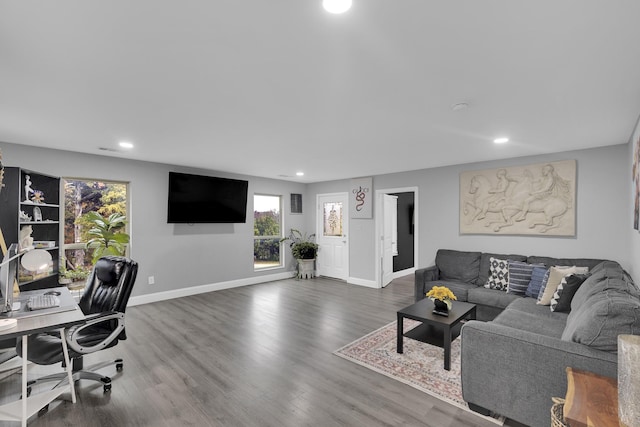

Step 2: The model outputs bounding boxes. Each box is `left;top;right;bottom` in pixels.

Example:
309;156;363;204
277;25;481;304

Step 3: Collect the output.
84;212;130;264
280;229;319;278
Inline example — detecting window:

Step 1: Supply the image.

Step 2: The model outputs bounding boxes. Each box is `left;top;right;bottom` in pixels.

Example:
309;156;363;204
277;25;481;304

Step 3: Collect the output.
254;194;282;270
62;178;128;292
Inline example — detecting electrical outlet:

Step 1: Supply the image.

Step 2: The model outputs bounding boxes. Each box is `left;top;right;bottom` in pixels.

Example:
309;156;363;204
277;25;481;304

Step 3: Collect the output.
148;276;155;285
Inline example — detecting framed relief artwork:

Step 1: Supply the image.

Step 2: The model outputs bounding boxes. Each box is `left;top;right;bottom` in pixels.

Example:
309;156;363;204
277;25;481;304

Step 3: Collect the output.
460;159;576;236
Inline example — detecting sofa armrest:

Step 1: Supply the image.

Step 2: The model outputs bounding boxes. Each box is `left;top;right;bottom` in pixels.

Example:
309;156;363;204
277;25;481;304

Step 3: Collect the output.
414;265;439;302
460;320;617;427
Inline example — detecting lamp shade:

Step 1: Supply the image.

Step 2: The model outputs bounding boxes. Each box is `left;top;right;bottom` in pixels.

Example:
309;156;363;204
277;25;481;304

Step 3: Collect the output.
618;334;640;427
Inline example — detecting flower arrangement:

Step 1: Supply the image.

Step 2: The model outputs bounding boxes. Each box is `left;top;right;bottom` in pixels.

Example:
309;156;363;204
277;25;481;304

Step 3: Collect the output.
426;285;457;309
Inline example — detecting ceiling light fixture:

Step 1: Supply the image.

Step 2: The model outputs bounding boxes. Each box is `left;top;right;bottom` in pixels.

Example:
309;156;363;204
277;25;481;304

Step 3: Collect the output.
118;141;134;149
323;0;352;14
493;137;509;144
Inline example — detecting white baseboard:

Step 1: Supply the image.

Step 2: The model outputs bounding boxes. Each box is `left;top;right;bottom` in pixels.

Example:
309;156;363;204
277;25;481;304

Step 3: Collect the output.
128;271;295;306
347;277;379;288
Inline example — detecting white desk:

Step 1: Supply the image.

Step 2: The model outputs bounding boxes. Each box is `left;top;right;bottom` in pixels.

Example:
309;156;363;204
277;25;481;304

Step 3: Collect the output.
0;287;84;426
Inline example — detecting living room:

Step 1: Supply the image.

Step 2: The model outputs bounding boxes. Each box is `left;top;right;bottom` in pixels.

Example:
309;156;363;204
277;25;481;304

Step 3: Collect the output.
2;2;640;426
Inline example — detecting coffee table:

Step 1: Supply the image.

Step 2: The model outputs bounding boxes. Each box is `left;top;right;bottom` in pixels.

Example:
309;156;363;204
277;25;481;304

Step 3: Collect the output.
397;298;476;370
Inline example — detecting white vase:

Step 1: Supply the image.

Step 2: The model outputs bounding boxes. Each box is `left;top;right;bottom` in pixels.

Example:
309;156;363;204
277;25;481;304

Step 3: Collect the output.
297;259;315;279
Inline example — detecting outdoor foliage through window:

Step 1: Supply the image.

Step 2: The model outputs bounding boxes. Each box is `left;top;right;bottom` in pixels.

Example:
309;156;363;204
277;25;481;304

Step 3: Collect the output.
254;194;281;269
63;179;128;279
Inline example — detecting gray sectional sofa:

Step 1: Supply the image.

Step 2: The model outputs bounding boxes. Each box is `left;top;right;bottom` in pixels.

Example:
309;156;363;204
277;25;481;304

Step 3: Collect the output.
414;249;640;427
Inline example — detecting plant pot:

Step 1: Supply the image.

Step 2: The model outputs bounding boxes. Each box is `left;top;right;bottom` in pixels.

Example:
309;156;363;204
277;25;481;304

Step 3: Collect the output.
297;259;315;279
433;299;449;317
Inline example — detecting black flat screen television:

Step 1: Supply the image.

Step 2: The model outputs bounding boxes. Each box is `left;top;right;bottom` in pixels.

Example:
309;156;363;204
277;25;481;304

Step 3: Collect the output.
167;172;248;223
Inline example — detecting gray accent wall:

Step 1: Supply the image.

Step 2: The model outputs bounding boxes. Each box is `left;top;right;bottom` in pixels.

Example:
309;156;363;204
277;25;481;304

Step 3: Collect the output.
1;141;635;297
309;144;632;283
0;142;307;298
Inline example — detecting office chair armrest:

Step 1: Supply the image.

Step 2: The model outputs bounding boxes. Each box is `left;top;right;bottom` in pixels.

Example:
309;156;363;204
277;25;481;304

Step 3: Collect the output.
65;311;125;354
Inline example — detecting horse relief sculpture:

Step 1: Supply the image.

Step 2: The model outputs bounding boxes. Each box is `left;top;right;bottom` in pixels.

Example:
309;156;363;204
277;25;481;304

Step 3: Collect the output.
460;160;576;236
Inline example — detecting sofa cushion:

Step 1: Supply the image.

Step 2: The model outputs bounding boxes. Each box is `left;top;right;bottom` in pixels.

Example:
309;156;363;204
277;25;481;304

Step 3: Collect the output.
571;261;640;311
423;281;476;302
436;249;481;284
478;252;527;287
561;290;640;351
494;307;567;338
484;257;510;291
526;256;605;270
538;266;589;305
550;274;590;313
525;266;549;298
468;287;520;310
507;261;543;296
504;297;570;323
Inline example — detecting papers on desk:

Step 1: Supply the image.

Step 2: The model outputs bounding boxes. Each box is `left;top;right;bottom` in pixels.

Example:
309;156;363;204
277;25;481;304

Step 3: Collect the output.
0;318;17;331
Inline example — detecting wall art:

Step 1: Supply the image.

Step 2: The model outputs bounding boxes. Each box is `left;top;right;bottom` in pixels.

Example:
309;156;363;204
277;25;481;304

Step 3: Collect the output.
350;177;372;219
460;160;576;236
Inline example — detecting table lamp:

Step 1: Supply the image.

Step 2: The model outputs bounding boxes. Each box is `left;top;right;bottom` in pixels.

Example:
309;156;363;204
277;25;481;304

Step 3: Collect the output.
618;334;640;427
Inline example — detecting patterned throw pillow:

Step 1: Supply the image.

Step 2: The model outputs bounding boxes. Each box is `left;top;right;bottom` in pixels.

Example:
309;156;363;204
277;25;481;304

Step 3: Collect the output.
538;266;589;306
507;261;543;296
526;266;549;298
550;274;590;312
484;257;509;291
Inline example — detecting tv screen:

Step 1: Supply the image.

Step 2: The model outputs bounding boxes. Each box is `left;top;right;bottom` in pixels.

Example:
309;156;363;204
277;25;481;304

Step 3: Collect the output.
167;172;248;223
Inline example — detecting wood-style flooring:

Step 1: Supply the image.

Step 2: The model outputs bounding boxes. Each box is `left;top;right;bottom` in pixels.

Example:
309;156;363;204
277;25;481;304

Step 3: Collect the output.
1;275;526;426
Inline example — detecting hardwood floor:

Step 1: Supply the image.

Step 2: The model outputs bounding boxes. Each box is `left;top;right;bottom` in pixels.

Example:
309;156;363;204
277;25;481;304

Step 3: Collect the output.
1;276;524;426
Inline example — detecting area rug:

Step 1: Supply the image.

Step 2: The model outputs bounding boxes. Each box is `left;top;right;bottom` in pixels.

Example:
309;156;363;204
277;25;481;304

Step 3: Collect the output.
334;319;504;425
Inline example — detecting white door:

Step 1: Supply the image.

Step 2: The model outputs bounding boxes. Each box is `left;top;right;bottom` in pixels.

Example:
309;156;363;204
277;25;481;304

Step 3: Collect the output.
381;194;398;287
316;193;348;280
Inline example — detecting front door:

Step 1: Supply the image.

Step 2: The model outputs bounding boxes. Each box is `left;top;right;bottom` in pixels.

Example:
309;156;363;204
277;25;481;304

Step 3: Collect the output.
316;193;348;280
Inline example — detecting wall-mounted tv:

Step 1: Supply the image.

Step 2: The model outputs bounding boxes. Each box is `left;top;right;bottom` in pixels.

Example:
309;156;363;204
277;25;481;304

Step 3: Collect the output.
167;172;248;223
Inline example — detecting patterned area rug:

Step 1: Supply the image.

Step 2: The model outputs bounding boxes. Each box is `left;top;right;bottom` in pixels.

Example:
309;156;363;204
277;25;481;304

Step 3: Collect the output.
334;319;504;425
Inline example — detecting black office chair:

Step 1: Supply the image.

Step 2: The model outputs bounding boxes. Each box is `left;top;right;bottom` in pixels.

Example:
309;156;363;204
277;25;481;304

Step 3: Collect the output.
17;255;138;392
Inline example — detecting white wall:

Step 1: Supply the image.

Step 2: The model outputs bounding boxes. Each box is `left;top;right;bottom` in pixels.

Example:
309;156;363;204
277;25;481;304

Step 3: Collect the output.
309;144;633;283
0;142;307;299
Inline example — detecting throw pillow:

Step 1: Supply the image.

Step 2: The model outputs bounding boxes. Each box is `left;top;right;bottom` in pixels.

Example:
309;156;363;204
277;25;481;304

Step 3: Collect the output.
484;257;510;291
535;269;552;302
507;261;542;296
550;274;590;312
526;266;549;298
538;266;589;306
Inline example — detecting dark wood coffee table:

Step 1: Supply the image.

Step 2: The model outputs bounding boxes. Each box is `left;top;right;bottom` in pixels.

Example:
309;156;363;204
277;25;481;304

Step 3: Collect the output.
397;298;476;370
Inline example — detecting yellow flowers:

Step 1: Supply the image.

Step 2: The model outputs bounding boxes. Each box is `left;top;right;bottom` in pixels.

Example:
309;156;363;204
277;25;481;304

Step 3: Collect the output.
426;286;457;302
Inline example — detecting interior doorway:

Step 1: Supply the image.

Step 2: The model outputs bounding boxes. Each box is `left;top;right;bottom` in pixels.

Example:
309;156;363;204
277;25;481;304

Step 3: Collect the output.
316;193;349;280
375;187;418;288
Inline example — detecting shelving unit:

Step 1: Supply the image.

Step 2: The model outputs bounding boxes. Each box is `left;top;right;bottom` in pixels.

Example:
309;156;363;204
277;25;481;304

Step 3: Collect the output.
0;167;60;290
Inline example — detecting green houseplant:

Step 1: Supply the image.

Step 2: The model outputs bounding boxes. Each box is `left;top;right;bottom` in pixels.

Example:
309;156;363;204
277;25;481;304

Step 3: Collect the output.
84;212;130;264
280;229;318;278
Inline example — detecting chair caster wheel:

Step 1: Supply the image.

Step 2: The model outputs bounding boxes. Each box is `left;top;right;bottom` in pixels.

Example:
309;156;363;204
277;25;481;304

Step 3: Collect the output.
38;404;49;416
104;383;112;393
27;387;31;397
116;362;123;371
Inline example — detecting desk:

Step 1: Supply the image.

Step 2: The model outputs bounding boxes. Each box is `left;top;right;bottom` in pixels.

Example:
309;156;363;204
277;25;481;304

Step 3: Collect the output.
0;287;84;427
564;367;619;427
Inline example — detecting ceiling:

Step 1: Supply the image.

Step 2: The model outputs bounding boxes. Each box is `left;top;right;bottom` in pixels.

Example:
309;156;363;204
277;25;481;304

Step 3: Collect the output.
2;1;640;183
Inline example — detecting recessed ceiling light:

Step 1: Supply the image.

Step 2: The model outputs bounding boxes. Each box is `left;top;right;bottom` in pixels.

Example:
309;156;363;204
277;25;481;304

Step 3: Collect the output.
118;141;134;149
493;137;509;144
323;0;352;14
296;172;305;177
451;103;469;112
